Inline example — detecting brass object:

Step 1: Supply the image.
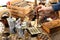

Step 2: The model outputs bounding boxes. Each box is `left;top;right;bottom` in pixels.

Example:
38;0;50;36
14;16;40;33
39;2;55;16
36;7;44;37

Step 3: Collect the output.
27;27;41;35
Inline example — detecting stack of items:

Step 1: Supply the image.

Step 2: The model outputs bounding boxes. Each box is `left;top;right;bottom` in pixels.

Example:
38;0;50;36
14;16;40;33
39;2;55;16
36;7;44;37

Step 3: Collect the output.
7;0;34;18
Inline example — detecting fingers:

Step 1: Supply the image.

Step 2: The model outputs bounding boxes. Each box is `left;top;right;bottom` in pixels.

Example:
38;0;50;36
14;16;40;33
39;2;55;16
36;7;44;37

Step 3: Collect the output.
38;9;43;12
35;5;43;12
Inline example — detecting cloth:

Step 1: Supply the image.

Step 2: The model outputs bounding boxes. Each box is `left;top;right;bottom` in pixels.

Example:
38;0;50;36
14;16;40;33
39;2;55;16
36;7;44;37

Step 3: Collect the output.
52;2;60;11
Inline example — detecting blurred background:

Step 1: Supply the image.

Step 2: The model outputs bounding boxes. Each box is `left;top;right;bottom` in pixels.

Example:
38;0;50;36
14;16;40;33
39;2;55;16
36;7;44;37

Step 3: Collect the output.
0;0;10;6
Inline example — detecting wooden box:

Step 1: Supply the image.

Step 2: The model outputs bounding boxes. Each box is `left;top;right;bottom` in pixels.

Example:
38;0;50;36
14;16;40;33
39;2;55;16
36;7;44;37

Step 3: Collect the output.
7;1;34;18
42;19;60;33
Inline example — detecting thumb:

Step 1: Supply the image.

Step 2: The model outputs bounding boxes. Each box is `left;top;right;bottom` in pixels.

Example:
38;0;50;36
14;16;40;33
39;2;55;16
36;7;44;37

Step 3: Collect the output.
38;9;43;12
35;5;42;11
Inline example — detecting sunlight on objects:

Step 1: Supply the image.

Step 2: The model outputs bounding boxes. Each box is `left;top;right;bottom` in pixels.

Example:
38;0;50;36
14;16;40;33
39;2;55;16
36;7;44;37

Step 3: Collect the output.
0;0;10;6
